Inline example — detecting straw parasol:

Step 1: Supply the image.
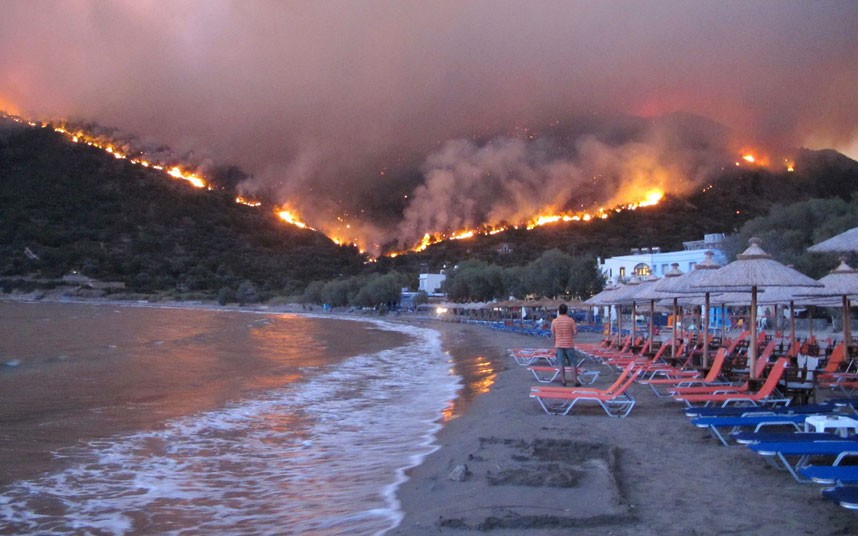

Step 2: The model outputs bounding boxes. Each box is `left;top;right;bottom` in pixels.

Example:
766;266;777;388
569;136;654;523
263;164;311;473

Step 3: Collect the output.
807;227;858;254
690;238;823;379
615;274;661;347
609;276;645;339
795;258;858;350
651;252;729;365
585;283;624;337
649;263;686;357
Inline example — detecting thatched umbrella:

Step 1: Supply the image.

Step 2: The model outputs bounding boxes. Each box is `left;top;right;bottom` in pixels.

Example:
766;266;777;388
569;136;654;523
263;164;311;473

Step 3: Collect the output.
609;276;645;339
650;263;685;358
584;283;623;336
795;259;858;350
651;252;728;365
808;227;858;254
615;274;661;349
690;238;823;379
691;287;838;357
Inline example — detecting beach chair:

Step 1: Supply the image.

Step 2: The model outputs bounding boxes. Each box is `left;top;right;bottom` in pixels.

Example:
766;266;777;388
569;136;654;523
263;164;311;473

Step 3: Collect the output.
748;439;858;483
584;335;633;361
731;431;847;446
800;452;858;485
684;402;836;418
625;343;694;380
690;413;810;446
527;365;599;385
640;348;728;397
509;348;554;366
672;357;791;408
669;342;776;397
604;339;665;367
529;364;641;417
822;485;858;510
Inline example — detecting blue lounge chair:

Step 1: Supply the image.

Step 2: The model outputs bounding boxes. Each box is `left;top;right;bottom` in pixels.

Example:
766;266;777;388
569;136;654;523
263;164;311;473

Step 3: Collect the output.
800;466;858;485
684;403;835;418
731;431;849;445
691;414;810;446
748;440;858;482
822;486;858;510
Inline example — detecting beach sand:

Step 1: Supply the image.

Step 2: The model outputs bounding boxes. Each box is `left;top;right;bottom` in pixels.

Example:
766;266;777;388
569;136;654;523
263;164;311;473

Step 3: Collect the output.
393;318;858;535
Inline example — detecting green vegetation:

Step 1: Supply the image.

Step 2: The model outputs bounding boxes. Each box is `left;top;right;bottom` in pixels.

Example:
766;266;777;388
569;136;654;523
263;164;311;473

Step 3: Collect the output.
0;120;366;302
441;250;604;302
728;197;858;277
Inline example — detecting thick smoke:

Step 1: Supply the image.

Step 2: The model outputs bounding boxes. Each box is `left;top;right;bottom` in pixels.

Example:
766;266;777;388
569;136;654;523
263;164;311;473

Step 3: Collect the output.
396;114;732;246
1;1;857;251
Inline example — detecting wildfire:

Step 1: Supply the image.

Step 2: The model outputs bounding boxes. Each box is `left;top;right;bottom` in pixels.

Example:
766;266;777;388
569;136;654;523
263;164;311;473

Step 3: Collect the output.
236;196;262;207
1;110;681;258
276;209;311;230
735;150;796;173
167;166;206;189
394;189;665;255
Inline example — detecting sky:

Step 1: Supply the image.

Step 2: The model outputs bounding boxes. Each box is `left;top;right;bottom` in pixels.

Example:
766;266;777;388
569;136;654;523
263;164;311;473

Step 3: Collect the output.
2;1;857;251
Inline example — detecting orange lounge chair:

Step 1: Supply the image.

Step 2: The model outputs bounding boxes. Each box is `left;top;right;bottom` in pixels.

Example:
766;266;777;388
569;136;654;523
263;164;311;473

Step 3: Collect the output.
530;363;641;417
640;348;728;397
673;357;791;408
509;347;555;366
670;341;776;397
527;365;600;385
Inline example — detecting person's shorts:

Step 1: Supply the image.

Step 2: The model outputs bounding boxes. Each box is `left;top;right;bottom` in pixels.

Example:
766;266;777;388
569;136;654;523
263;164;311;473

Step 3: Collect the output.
556;347;576;366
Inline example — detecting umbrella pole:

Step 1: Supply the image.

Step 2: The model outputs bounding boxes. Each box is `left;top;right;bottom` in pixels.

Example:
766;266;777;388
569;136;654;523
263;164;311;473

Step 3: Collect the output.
750;286;759;380
789;300;796;357
649;299;655;355
703;292;711;368
809;306;814;343
632;302;637;340
672;298;678;358
844;295;850;351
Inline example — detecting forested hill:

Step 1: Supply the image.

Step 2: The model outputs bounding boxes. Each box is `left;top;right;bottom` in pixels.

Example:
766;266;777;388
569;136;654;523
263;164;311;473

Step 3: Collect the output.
2;115;858;301
0;118;365;299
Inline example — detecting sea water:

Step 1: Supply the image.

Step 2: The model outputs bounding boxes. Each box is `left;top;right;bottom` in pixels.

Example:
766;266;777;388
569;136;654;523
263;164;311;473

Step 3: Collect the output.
0;302;461;535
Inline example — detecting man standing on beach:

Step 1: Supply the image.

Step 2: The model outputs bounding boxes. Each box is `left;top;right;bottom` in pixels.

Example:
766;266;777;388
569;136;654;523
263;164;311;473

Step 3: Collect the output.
551;303;580;386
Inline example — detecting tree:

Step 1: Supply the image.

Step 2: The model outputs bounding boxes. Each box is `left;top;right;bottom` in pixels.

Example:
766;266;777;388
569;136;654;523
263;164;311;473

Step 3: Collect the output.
236;280;258;305
567;256;604;299
523;249;573;298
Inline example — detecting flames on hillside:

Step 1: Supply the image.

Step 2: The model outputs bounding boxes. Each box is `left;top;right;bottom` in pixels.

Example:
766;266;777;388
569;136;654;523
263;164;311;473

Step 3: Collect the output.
0;111;794;257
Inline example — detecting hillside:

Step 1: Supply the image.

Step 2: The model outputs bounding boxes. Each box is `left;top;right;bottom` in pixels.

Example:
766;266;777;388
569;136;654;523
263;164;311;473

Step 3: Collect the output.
0;118;366;299
2;115;858;300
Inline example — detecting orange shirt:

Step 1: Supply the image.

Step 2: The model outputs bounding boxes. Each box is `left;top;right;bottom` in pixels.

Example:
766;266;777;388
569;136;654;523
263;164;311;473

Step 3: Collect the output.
551;314;577;348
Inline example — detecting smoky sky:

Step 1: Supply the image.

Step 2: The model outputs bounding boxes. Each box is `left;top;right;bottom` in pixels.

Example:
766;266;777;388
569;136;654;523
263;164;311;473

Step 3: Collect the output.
2;1;857;251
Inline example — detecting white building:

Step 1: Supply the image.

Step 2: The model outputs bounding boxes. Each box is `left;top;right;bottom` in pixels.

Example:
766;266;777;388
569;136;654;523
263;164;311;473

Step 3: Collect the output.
418;273;446;295
599;233;727;283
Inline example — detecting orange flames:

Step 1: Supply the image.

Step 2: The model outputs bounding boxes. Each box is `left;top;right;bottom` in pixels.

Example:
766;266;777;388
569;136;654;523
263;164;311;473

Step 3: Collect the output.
735;149;796;173
393;188;665;255
5;109;760;258
276;208;310;230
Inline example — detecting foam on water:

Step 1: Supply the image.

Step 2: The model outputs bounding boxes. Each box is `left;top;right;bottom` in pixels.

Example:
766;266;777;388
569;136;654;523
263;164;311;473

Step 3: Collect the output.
0;319;460;535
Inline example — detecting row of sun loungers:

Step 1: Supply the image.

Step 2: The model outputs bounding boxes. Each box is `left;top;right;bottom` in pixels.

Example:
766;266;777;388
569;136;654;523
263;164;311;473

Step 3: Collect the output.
512;332;858;512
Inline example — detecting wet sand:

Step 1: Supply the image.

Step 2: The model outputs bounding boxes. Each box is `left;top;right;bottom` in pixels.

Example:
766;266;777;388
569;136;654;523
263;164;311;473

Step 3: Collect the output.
393;319;858;535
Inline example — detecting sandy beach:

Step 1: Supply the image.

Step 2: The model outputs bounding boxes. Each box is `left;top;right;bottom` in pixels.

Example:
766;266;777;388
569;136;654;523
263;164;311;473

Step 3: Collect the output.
392;318;858;535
